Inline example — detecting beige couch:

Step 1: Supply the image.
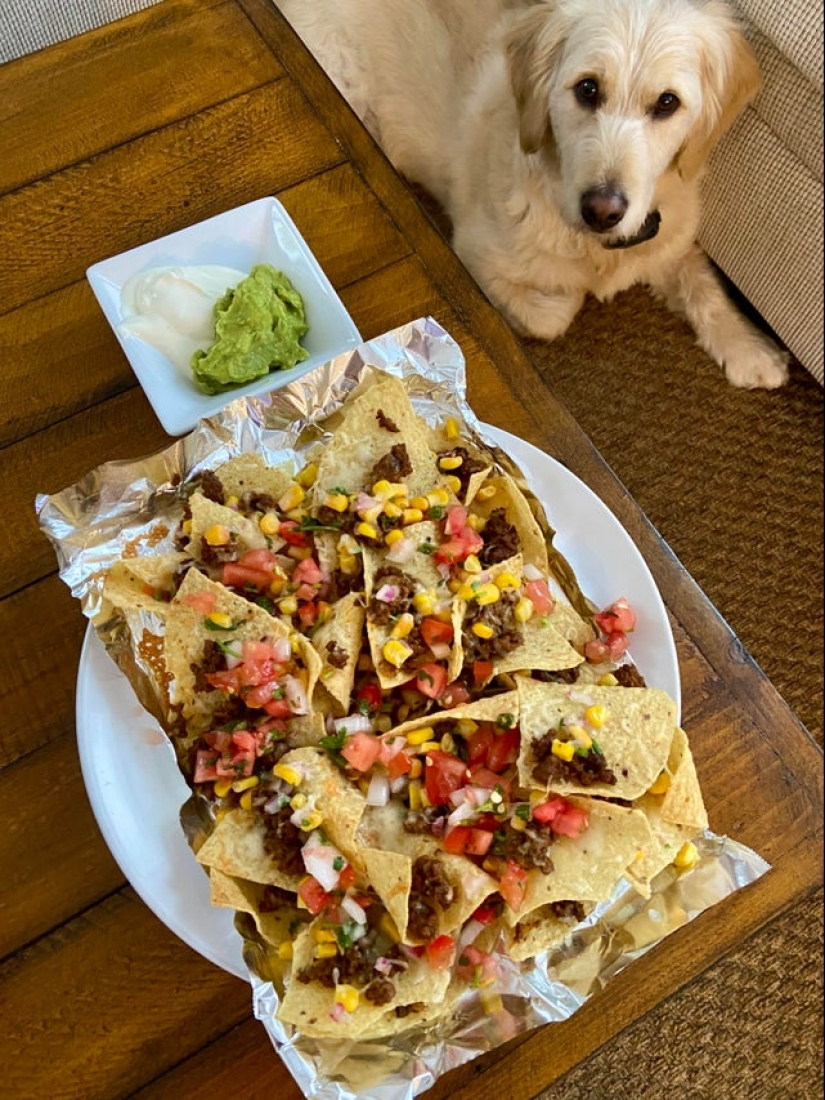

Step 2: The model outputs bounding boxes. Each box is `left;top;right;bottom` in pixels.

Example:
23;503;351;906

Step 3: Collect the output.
699;0;824;383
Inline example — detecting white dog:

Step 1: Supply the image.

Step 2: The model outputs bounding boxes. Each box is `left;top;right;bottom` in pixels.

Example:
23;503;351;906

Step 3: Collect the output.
276;0;789;388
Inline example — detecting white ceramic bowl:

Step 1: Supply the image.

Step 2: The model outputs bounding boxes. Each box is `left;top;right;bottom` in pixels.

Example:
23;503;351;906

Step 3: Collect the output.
86;196;362;436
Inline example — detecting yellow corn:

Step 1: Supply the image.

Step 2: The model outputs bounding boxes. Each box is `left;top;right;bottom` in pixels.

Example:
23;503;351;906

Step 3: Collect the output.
181;518;192;536
406;726;436;746
297;810;324;832
232;775;259;793
239;789;254;812
259;511;281;536
529;789;546;806
466;512;484;531
494;571;521;590
457;582;477;601
273;763;303;787
514;596;534;623
203;523;231;547
335;984;360;1013
472;621;495;639
290;793;308;810
213;807;228;824
456;719;479;738
383;638;412;667
674;841;699;870
573;728;593;751
648;771;672;796
463;554;482;574
474;583;501;606
585;705;609;728
379;911;401;943
439;454;464;471
278;595;298;616
510;813;527;832
383;500;403;519
296;462;318;488
391;612;415;639
314;942;338;960
224;494;239;509
356;521;378;540
475;484;498;501
598;672;620;687
278;483;305;512
277;940;293;960
408;779;423;811
412;591;436;615
213;779;233;798
408;757;423;780
385;528;405;547
438;734;454;756
444;475;463;496
444;416;461;440
323;492;349;512
427;488;451;508
551;739;576;762
371;479;392;497
402;507;425;526
418;741;441;754
315;928;337;943
206;611;234;630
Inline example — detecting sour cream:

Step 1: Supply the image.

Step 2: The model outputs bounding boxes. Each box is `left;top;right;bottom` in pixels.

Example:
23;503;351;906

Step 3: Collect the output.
118;265;248;373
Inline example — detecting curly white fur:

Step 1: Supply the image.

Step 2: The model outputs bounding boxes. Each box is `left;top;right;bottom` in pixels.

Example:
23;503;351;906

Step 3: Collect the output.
276;0;789;388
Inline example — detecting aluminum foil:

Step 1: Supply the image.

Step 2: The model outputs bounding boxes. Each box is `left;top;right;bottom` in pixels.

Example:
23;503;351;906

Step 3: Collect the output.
36;317;769;1100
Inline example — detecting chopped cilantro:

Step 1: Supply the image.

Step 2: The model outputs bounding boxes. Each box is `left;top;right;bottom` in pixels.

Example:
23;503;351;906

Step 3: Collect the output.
333;856;345;872
495;712;515;730
417;541;435;555
298;516;343;532
428;506;445;520
205;617;241;632
319;728;348;767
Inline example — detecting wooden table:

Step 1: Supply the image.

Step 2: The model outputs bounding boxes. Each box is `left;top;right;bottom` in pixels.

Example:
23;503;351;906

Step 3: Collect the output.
1;1;821;1097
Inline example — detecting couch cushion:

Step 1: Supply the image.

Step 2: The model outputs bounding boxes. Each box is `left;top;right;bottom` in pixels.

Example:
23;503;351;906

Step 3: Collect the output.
734;0;823;90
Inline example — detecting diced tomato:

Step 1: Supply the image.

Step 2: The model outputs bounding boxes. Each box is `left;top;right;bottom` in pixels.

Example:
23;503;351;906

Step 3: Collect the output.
341;730;383;772
471;900;502;926
606;630;630;659
455;944;499;985
355;682;383;714
193;748;219;783
425;934;456;971
298;876;332;915
420;617;454;649
337;864;356;891
485;726;520;773
414;662;448;699
434;530;484;565
468;765;508;792
212;734;256;780
443;825;473;854
386;749;413;780
262;697;293;718
424;750;468;805
465;828;495;856
243;681;282;708
279;519;309;547
498;860;529;912
440;681;472;708
221;562;272;591
292;556;325;586
237;548;278;571
183;590;216;615
472;659;494;688
443;505;468;537
524;578;554;616
466;724;495;766
594;597;636;635
297;601;319;628
584;637;610;663
205;667;242;694
532;796;589;837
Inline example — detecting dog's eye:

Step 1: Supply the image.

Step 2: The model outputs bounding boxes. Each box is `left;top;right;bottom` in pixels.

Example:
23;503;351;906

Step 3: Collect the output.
574;79;600;109
653;92;680;117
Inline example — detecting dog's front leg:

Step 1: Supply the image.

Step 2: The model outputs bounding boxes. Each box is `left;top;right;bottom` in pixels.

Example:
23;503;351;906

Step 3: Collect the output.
651;244;789;388
485;277;585;342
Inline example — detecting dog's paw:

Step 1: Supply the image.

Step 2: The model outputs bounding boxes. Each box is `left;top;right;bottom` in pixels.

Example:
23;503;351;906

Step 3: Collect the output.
723;339;790;389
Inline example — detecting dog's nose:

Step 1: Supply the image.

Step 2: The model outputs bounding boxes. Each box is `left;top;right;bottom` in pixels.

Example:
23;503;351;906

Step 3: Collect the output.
580;186;628;232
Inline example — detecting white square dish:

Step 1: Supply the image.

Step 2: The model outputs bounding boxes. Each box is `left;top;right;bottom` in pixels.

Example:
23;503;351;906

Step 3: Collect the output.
86;197;362;436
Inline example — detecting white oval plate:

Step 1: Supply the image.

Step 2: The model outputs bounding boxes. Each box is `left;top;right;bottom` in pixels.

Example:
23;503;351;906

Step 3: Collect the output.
75;425;679;978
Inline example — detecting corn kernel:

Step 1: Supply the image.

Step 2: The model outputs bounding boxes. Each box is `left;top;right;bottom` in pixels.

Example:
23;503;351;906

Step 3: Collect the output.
402;507;424;526
288;543;312;561
445;475;463;496
278;595;298;616
324;492;350;512
412;591;435;615
259;511;281;536
494;572;521;590
455;718;479;737
463;554;482;574
510;813;527;832
585;705;609;728
408;757;423;780
206;611;234;630
391;612;415;639
457;582;477;601
440;732;455;754
529;789;546;806
419;786;432;808
224;494;239;509
213;778;233;798
551;739;576;761
475;583;501;606
278;483;305;512
382;501;403;520
298;810;324;831
444;416;461;440
181;518;192;536
439;454;464;471
273;763;303;787
356;521;378;540
314;942;338;960
296;462;318;488
598;672;620;687
335;984;360;1013
290;793;308;810
648;771;672;796
472;621;495;639
203;523;231;547
239;789;254;812
385;528;405;547
573;729;593;751
406;726;436;745
515;597;534;623
371;479;392;497
383;638;413;667
466;512;484;531
476;484;498;501
232;775;259;793
418;741;441;754
427;488;450;508
674;841;699;870
213;807;227;824
409;496;430;512
277;940;293;960
408;778;423;811
315;928;337;943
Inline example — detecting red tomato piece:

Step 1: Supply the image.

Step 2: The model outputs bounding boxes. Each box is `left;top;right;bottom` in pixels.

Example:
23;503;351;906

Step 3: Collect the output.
606;630;630;659
472;659;494;688
425;934;456;971
532;796;589;837
337;864;356;891
386;750;413;780
355;682;383;714
193;749;219;784
292;556;325;586
443;825;472;854
279;520;309;547
440;681;472;708
443;505;468;536
243;681;283;708
206;667;241;694
524;578;554;616
498;860;529;912
485;726;520;773
455;944;499;985
298;876;332;915
424;750;468;805
420;617;454;649
594;597;636;635
297;601;318;628
262;697;293;719
414;662;448;699
221;562;272;591
341;730;383;772
465;828;495;856
237;548;278;571
471;900;502;926
183;590;216;615
584;637;610;663
466;724;495;766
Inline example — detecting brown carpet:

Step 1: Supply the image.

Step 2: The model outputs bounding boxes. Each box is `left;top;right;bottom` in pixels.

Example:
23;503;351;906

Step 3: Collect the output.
517;288;824;1100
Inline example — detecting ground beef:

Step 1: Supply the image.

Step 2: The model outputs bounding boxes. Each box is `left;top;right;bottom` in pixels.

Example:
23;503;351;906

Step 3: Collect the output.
314;504;350;532
198;470;225;504
548;900;587;922
395;1002;425;1018
479;508;521;565
407;856;454;941
367;566;417;625
325;641;349;669
613;663;647;688
191;639;225;693
532;667;581;685
296;930;401;999
532;731;617;787
462;588;523;664
262;805;305;877
438;447;488;498
498;821;556;874
369;443;412;486
239;490;278;514
198;531;240;568
376;409;400;432
364;976;396;1005
326;568;361;601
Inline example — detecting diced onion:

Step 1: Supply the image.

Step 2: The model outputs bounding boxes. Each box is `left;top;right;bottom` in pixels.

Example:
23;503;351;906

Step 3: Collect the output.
222;639;243;668
428;642;451;660
523;562;543;582
446;800;477;830
385;537;416;563
458;919;484;948
284;674;309;715
271;637;292;664
569;688;596;706
302;832;345;891
334;714;373;736
341;895;368;925
374;583;400;603
365;772;391;807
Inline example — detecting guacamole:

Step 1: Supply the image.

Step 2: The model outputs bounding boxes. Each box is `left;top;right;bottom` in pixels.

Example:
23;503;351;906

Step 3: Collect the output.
191;263;309;395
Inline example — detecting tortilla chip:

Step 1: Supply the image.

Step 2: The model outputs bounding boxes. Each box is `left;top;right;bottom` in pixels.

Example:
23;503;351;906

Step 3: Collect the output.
504;900;596;961
389;690;520;743
186;492;269;561
211;454;295;502
102;552;188;615
279;746;368;869
196;808;302;890
470;474;550;574
516;679;677;801
310;592;365;713
208;868;305;948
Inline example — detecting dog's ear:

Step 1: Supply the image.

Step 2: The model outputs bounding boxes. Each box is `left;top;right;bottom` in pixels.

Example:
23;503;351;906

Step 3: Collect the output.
505;3;569;156
676;6;761;181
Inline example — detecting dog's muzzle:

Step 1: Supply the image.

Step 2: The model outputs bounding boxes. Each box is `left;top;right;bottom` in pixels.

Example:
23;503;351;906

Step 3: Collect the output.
604;210;661;250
